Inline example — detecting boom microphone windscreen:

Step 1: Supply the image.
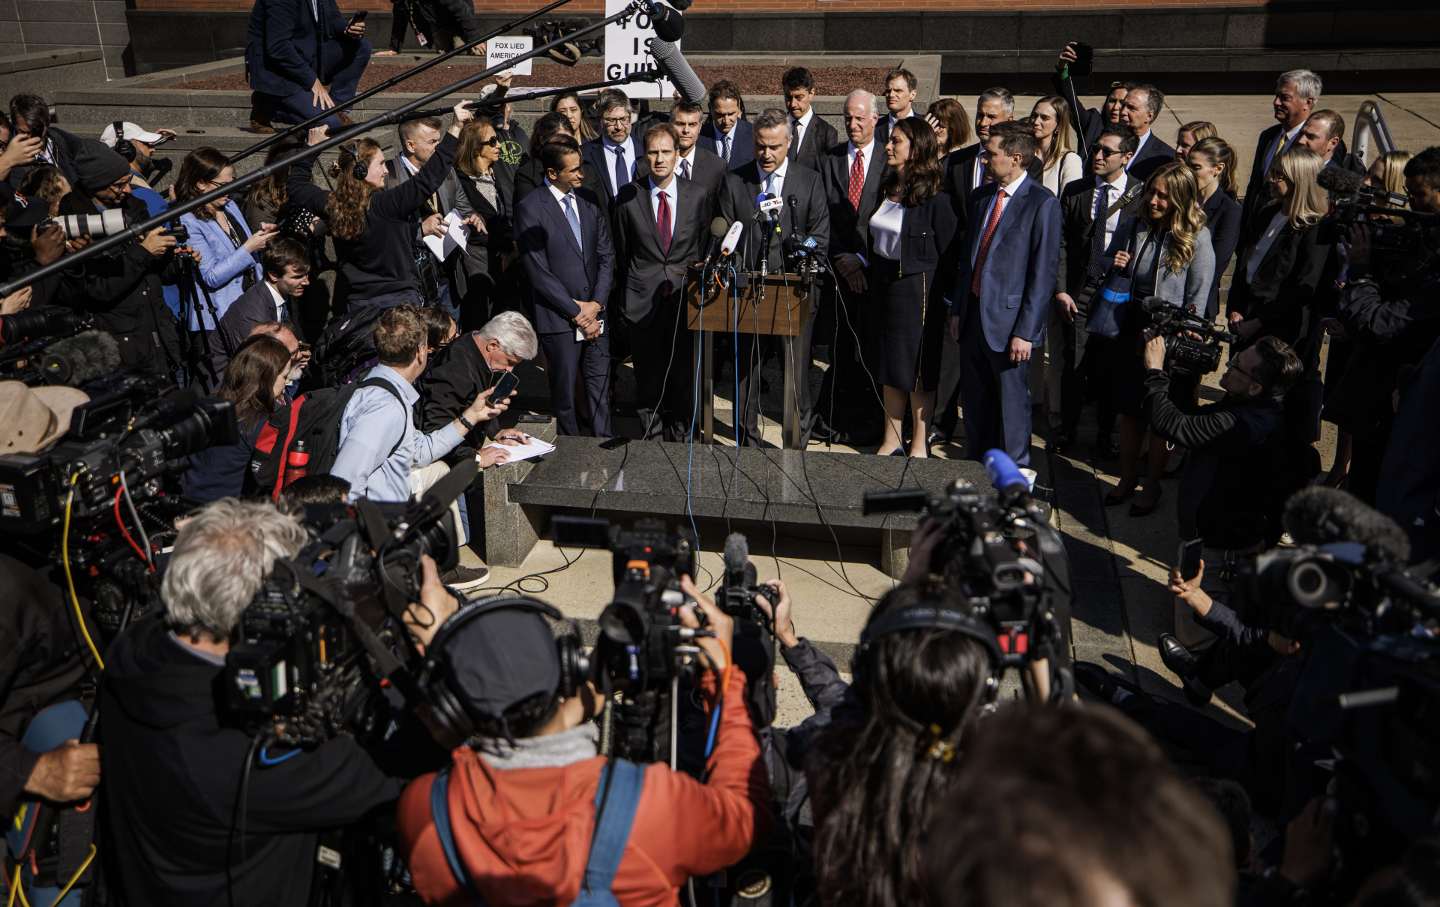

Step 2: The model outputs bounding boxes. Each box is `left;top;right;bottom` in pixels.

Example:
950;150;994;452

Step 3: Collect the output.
649;39;706;105
41;330;121;386
1283;486;1411;563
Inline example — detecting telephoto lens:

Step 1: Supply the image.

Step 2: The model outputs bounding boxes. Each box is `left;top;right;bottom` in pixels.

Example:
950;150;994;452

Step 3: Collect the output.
57;208;127;240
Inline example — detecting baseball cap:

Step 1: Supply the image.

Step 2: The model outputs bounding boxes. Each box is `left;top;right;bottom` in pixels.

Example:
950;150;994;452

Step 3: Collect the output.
436;604;561;721
3;196;51;231
99;121;166;147
0;380;89;454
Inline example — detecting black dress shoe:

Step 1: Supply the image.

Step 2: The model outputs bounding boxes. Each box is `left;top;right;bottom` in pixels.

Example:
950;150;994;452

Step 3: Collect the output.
1159;634;1213;706
926;428;952;447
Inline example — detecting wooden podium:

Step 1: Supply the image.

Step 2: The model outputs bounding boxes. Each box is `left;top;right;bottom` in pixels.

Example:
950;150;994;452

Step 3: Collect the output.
687;271;814;449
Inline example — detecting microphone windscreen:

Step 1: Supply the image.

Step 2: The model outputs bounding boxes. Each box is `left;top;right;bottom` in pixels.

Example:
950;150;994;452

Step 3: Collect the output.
724;532;748;574
983;448;1028;497
1316;165;1363;195
649;39;706;106
648;3;685;42
41;330;121;386
710;216;731;239
1283;486;1411;562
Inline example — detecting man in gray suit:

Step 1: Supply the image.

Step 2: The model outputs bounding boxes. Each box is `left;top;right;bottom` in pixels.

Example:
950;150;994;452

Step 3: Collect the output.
613;124;708;440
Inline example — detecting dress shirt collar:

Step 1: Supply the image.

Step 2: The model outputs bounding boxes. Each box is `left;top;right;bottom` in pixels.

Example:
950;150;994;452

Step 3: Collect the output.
1100;168;1127;190
604;136;632;155
649;176;674;200
678;147;697;168
265;280;286;313
888;109;913;129
996;170;1027;197
1132;130;1152;157
546;179;573;206
400;154;421;176
760;158;789;188
848;139;874;164
794;108;813;129
372;364;419;405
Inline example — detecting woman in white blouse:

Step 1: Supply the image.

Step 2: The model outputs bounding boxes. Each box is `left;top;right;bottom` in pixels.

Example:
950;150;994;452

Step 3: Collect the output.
1031;96;1084;196
865;120;958;457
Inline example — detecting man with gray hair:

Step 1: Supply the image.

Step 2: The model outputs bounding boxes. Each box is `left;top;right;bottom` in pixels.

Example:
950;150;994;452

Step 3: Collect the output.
99;498;458;907
718;107;831;446
1243;69;1323;230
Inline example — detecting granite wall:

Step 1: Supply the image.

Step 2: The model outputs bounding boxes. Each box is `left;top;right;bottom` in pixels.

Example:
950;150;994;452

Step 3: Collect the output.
0;0;132;78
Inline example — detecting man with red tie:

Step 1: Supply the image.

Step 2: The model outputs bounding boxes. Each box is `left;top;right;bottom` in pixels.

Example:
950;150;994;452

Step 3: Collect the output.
950;120;1061;468
613;124;709;440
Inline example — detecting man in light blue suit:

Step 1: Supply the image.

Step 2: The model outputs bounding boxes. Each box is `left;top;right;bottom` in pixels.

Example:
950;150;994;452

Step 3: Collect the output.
950;121;1061;468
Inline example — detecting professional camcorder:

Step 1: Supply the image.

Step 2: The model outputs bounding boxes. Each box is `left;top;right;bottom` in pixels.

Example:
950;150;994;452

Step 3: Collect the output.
222;463;473;747
1317;166;1440;256
863;450;1073;701
1139;296;1234;376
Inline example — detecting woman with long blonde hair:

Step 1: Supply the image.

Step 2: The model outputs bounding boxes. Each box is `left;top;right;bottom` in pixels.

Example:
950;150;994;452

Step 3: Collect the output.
286;101;475;310
1229;147;1331;348
1030;95;1083;195
1104;162;1215;515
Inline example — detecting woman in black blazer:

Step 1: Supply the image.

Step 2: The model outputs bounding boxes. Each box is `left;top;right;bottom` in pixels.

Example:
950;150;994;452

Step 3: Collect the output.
865;119;958;457
1228;147;1332;356
450;119;516;329
1187;136;1243;322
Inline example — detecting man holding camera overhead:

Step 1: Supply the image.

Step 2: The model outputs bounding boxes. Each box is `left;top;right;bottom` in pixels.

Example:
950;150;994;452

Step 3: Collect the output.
397;575;769;906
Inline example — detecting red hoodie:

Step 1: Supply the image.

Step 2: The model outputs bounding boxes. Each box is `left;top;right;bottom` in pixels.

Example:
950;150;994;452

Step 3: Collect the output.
398;669;769;906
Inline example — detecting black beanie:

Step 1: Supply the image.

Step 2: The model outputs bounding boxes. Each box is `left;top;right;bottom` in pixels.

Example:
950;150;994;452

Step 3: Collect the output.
73;140;132;194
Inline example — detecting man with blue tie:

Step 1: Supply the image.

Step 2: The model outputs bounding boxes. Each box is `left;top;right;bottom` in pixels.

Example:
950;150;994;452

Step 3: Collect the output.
515;138;616;437
245;0;372;131
950;121;1061;468
581;94;647;205
701;81;754;171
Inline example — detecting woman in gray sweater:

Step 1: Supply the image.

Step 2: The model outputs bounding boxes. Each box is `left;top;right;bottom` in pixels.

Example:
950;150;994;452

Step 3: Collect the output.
1105;161;1215;516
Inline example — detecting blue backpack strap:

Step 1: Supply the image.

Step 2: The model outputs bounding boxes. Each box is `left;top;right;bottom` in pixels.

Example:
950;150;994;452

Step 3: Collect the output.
575;760;646;905
429;768;486;904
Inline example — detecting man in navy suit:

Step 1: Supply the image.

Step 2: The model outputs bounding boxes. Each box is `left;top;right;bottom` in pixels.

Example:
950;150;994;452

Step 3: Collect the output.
701;81;754;170
1242;70;1321;234
875;67;924;147
1117;83;1175;183
515;139;615;437
581;94;648;206
950;121;1061;468
245;0;371;131
782;67;839;174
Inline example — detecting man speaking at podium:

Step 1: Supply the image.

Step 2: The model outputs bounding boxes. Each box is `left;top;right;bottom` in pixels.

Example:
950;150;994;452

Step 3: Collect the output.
719;109;830;447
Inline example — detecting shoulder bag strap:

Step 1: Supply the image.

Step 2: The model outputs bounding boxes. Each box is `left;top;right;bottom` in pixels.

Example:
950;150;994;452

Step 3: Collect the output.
429;767;489;904
577;760;647;902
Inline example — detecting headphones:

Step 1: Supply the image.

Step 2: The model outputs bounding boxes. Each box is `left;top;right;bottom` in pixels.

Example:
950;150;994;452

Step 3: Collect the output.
342;143;369;180
856;604;1003;698
421;595;590;744
111;120;136;163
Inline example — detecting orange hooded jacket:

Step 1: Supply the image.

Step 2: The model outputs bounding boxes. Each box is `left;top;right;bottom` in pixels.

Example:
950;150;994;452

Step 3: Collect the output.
397;669;770;906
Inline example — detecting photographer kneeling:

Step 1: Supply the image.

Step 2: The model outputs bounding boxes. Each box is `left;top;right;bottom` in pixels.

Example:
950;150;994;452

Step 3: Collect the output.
397;575;769;906
100;498;458;906
1140;333;1301;661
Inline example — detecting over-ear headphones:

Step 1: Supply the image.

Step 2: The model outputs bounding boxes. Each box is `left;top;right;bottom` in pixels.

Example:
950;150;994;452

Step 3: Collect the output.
111;120;136;163
342;143;369;180
856;604;1003;699
421;595;590;744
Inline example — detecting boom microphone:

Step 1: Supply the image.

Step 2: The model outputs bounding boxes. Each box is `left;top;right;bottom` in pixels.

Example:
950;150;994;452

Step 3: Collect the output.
1317;165;1365;196
1283;486;1411;563
649;39;705;105
41;330;122;386
640;0;685;41
723;532;757;592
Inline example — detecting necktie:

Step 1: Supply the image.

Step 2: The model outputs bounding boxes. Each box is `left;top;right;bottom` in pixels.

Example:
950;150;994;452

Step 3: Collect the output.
277;301;290;324
847;148;864;212
656;189;672;254
789;118;802;162
613;145;628;196
680;158;691;180
970;188;1008;296
562;194;582;252
722;133;732;164
764;172;776;197
1264;128;1288;172
1089;182;1110;274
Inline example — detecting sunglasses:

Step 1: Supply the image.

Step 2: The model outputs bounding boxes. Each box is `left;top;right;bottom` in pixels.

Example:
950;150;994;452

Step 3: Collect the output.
1093;146;1126;158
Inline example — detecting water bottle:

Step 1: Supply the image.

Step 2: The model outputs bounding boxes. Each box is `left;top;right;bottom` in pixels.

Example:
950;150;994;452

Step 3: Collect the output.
283;439;309;487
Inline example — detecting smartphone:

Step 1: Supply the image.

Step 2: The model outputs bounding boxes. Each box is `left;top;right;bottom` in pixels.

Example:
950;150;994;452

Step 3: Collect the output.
348;10;368;26
491;370;519;399
1177;538;1203;581
575;319;606;342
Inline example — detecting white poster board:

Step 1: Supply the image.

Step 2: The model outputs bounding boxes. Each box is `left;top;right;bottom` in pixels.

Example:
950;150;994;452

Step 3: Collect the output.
486;36;534;76
602;0;675;100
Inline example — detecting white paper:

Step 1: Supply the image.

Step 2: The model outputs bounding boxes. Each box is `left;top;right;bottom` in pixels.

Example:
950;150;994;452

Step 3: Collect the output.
479;436;555;466
423;210;470;262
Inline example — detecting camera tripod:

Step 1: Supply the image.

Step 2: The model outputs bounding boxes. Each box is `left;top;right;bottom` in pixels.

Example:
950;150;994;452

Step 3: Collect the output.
174;250;234;390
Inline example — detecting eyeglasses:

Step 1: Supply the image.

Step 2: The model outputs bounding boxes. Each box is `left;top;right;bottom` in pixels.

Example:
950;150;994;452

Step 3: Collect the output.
602;116;630;126
477;137;500;147
1093;146;1125;158
1226;356;1257;381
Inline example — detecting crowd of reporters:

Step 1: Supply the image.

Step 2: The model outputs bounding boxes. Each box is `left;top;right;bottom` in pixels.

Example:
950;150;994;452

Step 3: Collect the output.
2;34;1440;907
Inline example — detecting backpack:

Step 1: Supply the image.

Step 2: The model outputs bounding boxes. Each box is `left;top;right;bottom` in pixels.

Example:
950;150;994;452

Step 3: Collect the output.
308;303;389;390
250;377;408;501
430;759;646;907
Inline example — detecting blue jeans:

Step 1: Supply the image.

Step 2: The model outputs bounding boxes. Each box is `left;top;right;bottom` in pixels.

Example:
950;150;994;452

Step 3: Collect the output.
262;38;372;129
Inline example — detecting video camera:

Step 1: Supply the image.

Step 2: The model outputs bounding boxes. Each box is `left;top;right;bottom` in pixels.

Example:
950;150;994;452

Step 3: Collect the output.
1317;166;1440;257
222;463;473;747
1139;296;1234;376
862;450;1072;701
